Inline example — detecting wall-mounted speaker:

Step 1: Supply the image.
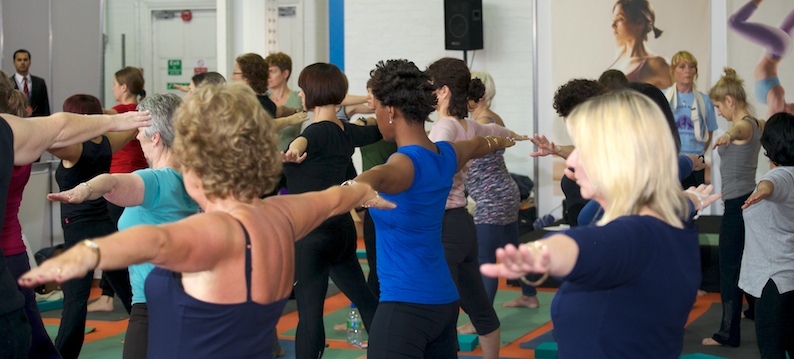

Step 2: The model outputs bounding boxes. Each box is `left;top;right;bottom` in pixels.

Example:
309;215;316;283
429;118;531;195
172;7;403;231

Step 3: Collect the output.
444;0;483;51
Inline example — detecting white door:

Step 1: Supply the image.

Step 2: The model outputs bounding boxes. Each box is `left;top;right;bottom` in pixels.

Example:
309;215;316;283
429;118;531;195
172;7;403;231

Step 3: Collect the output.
151;9;217;97
277;0;304;91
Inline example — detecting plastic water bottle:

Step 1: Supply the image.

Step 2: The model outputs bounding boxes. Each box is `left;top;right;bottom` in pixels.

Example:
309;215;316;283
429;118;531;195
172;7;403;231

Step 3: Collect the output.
346;303;362;347
533;214;555;230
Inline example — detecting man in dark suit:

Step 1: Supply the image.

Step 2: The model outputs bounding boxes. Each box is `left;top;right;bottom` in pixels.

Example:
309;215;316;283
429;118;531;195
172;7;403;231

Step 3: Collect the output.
11;49;50;116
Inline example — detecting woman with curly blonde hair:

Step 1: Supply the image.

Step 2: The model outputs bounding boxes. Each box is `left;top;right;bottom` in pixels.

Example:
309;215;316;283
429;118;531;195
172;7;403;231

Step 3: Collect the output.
19;83;393;358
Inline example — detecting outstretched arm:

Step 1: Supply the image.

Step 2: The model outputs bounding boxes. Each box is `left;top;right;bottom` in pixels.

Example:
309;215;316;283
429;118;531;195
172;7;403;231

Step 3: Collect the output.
480;233;579;279
450;135;516;172
272;111;308;132
355;153;415;195
7;111;151;165
529;134;573;159
713;118;755;149
47;173;146;208
281;136;308;163
742;180;773;209
268;180;394;240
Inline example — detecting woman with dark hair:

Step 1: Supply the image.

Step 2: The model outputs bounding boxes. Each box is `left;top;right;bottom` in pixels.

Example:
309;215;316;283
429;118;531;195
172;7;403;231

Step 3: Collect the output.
739;112;794;358
234;53;306;154
89;67;150;313
425;57;526;359
281;62;382;359
19;83;390;359
703;68;764;347
352;58;516;358
608;0;671;89
47;94;140;359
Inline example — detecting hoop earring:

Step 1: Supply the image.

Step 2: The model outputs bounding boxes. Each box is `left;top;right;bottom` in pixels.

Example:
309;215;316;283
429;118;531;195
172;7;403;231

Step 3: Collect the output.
389;116;394;124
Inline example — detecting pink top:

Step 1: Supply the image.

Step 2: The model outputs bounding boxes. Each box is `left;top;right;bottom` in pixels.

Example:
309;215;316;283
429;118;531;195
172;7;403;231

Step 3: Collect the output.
428;117;510;209
1;165;32;256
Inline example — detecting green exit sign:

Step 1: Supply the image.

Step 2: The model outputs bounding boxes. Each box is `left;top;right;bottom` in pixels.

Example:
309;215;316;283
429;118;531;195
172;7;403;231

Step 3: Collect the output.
167;82;189;90
168;59;182;75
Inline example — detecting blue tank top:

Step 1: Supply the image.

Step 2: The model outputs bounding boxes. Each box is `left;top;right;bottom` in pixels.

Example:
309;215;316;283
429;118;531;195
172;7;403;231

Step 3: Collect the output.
369;141;460;304
145;220;288;358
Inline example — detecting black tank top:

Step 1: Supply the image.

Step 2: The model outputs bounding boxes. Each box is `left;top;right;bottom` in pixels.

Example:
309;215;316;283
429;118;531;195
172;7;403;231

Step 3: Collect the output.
55;136;113;226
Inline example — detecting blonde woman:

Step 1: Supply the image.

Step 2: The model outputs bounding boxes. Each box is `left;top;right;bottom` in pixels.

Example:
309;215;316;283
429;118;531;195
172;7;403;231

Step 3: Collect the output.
703;68;764;347
482;90;719;358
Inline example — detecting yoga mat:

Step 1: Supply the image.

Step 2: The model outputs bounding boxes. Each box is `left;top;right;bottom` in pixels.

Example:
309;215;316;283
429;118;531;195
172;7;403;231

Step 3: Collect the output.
40;295;129;322
458;290;555;346
44;324;94;340
681;302;760;358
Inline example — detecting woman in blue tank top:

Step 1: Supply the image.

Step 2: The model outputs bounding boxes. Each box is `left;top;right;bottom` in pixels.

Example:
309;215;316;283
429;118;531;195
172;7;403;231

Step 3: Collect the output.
352;59;517;358
18;84;394;359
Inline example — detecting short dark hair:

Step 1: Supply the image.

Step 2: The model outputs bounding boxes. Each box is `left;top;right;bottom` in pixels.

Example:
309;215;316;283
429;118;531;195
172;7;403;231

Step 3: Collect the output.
13;49;30;60
598;69;629;92
235;53;269;93
369;59;436;125
553;79;605;117
192;72;226;87
761;112;794;166
298;63;347;110
265;52;293;80
63;94;104;115
425;57;484;119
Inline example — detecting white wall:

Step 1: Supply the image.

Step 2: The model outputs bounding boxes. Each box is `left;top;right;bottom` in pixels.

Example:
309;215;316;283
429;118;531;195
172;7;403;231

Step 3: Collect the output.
344;0;536;198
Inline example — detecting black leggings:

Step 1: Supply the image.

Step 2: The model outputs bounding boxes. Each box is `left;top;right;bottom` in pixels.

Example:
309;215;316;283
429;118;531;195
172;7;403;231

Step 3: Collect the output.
122;303;148;359
293;215;378;359
368;301;459;359
441;208;500;335
755;279;794;358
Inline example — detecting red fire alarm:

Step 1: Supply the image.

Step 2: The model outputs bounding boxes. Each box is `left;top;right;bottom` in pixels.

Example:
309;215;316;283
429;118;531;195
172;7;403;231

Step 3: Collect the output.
181;10;192;22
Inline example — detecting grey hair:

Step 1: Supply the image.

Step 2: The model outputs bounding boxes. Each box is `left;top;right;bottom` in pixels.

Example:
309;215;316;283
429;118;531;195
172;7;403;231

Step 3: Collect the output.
137;93;182;148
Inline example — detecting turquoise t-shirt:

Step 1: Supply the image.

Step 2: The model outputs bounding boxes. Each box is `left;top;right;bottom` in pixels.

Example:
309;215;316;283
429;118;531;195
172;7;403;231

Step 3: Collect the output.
117;167;199;305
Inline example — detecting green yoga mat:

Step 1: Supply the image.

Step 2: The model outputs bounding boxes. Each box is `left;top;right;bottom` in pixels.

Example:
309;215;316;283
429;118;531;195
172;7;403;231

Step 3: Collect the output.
458;290;555;346
44;324;94;340
281;290;555;348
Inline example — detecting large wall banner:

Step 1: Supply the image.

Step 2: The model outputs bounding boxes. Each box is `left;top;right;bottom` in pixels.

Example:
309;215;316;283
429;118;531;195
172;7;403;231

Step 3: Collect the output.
727;0;794;120
546;0;711;195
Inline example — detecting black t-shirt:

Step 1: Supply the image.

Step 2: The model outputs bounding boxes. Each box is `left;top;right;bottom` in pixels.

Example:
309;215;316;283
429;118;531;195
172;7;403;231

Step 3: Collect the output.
55;136;113;226
0;117;25;315
283;121;381;195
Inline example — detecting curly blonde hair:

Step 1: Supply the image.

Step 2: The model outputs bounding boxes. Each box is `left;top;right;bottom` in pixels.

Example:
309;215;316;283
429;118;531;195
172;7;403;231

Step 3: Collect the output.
172;83;281;202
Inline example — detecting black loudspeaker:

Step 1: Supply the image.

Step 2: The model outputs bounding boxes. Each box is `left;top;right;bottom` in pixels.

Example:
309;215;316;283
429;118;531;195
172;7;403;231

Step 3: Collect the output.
444;0;483;51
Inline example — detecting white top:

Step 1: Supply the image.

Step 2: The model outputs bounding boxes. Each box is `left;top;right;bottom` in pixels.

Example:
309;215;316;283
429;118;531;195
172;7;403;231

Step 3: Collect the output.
739;166;794;297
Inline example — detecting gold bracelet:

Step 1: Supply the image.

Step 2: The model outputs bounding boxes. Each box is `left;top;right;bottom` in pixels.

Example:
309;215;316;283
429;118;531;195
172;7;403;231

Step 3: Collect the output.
484;136;493;151
520;272;549;287
82;240;101;270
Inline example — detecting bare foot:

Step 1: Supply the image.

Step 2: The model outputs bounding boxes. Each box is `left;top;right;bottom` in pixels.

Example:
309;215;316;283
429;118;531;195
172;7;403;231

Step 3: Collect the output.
697;290;707;297
276;347;286;357
502;295;540;308
333;323;346;331
702;338;722;346
87;295;114;312
457;322;476;335
356;354;367;359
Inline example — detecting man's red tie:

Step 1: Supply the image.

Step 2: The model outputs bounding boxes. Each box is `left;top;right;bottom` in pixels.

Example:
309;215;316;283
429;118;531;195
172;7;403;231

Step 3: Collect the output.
23;77;29;98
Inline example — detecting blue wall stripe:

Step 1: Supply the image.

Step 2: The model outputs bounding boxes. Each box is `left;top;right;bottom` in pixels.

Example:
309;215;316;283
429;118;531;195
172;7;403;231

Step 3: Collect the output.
329;0;344;71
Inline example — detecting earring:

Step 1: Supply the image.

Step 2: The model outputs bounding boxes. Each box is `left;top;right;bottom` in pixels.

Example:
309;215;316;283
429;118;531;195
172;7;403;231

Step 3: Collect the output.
389;116;394;124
